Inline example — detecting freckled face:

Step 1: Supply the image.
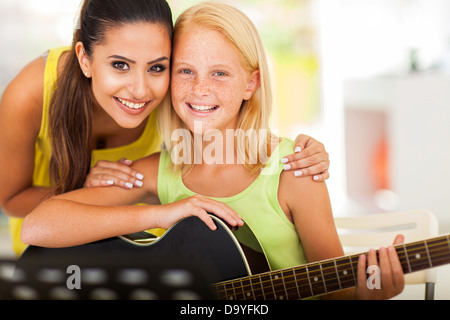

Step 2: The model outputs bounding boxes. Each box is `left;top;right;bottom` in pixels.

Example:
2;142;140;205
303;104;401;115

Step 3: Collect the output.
171;26;256;134
83;22;171;129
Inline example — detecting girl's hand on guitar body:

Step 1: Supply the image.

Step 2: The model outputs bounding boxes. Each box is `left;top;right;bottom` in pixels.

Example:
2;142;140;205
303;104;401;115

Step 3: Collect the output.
354;234;405;300
155;194;244;231
84;158;145;189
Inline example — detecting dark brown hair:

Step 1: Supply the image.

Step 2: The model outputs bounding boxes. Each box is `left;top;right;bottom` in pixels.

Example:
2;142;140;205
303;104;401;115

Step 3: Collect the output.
49;0;173;194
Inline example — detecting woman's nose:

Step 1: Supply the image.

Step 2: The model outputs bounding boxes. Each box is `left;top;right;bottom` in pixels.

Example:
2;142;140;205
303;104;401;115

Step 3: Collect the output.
128;72;149;99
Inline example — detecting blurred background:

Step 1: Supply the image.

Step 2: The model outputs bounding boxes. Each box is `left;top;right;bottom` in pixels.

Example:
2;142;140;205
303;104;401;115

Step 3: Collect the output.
1;0;450;297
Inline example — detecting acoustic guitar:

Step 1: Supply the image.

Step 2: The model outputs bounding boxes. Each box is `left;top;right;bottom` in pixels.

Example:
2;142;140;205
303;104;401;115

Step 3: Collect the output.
18;215;450;300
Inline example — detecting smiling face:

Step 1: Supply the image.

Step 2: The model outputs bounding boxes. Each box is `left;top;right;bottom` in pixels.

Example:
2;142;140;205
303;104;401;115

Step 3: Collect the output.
77;22;171;129
170;26;260;135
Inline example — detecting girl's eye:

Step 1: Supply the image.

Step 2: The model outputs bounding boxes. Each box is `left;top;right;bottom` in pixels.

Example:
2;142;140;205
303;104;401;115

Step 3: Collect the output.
149;64;167;73
112;61;129;71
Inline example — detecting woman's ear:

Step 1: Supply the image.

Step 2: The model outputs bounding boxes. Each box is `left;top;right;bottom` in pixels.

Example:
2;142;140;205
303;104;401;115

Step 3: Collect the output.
243;70;261;100
75;41;91;78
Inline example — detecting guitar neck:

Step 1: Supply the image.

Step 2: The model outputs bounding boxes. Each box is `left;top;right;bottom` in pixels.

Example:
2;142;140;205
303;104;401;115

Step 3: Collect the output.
214;234;450;300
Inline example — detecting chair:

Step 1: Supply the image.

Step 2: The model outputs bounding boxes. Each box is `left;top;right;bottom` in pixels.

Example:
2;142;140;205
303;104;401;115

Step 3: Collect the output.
334;209;439;300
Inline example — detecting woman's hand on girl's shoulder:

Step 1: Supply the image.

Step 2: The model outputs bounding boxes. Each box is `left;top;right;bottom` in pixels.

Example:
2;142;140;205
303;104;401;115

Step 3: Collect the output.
281;134;330;181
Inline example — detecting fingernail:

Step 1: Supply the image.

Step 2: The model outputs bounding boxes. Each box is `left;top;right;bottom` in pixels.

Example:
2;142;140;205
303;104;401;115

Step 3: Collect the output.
106;180;114;185
313;176;320;181
294;146;302;153
294;170;303;177
124;159;133;165
136;173;144;180
283;164;291;170
135;180;143;187
281;158;288;164
125;182;133;189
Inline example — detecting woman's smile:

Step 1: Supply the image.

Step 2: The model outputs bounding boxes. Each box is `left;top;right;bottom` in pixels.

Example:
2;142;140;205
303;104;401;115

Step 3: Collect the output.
114;96;153;115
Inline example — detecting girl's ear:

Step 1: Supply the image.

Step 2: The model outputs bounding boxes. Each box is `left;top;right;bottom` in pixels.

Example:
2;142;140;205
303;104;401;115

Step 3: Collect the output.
243;70;261;100
75;41;91;78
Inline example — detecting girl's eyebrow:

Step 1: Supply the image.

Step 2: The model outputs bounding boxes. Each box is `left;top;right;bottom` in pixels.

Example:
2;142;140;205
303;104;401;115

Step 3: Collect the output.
107;55;169;65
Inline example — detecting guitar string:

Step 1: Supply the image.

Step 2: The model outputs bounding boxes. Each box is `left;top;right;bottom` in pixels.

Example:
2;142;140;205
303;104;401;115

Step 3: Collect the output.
215;246;448;298
215;237;450;299
216;241;450;296
216;235;450;289
217;246;450;300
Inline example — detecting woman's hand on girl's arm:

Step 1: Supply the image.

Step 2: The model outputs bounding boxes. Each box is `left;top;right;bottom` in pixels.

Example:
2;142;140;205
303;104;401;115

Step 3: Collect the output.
281;134;330;181
84;158;145;189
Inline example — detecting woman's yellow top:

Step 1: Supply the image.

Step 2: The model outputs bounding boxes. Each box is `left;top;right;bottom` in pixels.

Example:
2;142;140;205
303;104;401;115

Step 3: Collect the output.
9;47;162;256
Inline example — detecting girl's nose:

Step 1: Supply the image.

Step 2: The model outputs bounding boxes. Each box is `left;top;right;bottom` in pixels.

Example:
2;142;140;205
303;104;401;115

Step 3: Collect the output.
192;76;210;96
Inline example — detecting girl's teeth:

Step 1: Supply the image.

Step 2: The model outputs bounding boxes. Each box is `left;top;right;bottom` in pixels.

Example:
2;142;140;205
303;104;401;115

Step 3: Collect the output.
118;98;146;109
190;104;217;112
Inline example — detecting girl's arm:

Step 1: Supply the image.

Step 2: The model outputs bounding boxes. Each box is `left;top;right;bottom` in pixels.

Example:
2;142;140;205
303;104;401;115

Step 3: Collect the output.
0;57;53;218
21;154;243;248
278;170;404;300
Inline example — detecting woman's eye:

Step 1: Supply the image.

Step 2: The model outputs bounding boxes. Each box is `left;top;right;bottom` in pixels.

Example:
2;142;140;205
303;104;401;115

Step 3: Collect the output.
112;61;129;71
214;71;227;76
149;64;167;73
180;69;193;75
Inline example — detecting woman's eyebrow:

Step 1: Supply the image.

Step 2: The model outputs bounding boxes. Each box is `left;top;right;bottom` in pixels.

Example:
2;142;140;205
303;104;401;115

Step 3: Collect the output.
107;55;169;64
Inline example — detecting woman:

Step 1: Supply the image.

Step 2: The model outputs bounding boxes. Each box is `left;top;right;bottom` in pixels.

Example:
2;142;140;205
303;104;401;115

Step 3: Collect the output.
0;0;330;256
22;2;404;300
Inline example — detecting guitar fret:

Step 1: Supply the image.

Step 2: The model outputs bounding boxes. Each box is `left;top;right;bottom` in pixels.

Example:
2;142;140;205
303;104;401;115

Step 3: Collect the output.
236;279;246;300
270;271;286;300
257;274;265;299
321;260;341;293
333;260;342;291
423;236;450;268
258;273;276;299
228;280;236;300
402;243;412;273
406;241;432;272
305;265;314;296
240;278;254;300
245;274;264;300
319;262;326;292
293;266;312;298
281;269;300;300
334;256;357;290
280;271;288;300
291;268;302;299
424;240;432;268
306;263;326;296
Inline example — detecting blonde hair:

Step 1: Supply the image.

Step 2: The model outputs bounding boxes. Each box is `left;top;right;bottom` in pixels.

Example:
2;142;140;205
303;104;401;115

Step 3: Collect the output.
158;2;275;174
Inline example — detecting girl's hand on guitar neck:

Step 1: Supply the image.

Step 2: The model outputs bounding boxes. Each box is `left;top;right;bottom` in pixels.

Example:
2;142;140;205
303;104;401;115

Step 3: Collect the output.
354;234;405;300
155;194;244;231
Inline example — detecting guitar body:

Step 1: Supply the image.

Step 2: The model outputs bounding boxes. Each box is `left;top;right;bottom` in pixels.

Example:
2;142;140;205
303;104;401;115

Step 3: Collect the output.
13;214;450;300
16;216;269;300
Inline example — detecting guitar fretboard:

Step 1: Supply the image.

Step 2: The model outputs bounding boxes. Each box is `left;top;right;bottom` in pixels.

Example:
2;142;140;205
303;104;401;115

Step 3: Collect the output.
214;235;450;300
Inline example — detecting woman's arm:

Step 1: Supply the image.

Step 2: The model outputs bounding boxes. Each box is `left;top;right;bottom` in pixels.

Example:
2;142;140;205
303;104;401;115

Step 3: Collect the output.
21;154;243;247
0;57;52;218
